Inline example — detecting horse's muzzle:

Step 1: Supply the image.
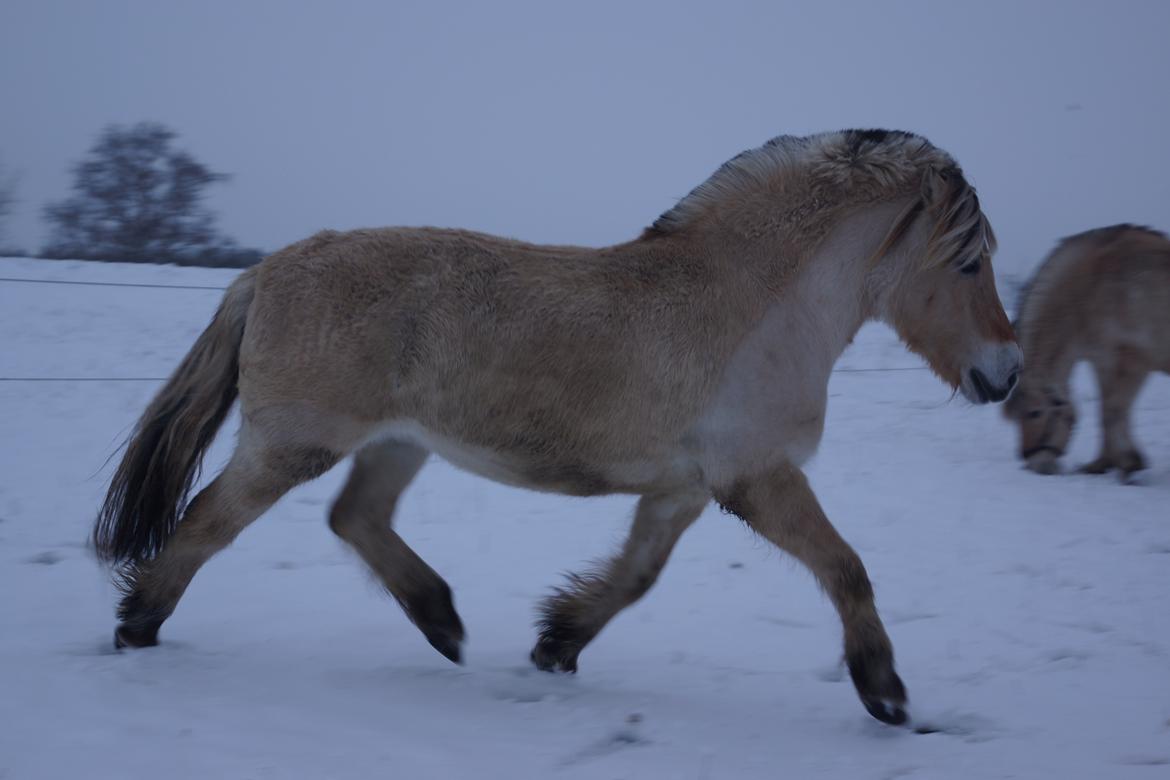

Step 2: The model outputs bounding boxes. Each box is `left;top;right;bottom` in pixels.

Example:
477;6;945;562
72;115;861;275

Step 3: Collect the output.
967;366;1018;404
960;342;1022;404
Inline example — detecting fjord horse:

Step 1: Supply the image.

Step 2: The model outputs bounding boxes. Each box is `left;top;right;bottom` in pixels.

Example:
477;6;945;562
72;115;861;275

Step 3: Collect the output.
96;129;1019;725
1005;224;1170;477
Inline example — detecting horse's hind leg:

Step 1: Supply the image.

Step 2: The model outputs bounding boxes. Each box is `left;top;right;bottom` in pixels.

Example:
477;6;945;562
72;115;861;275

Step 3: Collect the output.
327;440;465;664
116;426;343;648
532;489;707;673
715;464;907;726
1083;352;1150;476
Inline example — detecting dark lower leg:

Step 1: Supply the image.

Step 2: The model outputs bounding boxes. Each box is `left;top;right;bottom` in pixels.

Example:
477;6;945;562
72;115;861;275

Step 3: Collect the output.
328;442;464;663
532;490;706;672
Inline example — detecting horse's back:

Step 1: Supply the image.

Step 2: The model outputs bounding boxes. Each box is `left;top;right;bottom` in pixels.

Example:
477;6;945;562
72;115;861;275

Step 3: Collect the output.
242;226;595;369
1062;226;1170;366
234;226;723;472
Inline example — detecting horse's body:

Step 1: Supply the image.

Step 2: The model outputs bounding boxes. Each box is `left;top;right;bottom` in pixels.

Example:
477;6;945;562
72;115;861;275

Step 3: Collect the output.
95;129;1019;725
1005;224;1170;476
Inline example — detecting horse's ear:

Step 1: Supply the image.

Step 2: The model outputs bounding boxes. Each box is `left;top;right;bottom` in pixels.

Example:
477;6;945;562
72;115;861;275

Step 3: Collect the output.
920;164;957;208
917;163;991;265
873;165;970;263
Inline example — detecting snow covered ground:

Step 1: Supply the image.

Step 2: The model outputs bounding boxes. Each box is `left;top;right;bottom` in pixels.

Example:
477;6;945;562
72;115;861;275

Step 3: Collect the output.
1;256;1168;779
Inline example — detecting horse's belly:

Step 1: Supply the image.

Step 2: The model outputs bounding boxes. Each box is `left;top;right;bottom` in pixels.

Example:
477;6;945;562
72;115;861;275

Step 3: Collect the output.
370;419;539;488
368;419;697;497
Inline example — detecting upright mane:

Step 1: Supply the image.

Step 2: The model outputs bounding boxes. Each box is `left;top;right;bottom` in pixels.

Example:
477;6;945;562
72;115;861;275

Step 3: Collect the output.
1015;224;1167;340
643;128;995;272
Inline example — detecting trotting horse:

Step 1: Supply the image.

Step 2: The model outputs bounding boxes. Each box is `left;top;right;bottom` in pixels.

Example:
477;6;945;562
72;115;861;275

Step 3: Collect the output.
95;129;1020;725
1004;224;1170;477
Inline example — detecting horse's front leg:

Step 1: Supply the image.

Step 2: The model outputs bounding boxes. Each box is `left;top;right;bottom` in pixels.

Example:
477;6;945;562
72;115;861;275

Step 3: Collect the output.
715;463;907;725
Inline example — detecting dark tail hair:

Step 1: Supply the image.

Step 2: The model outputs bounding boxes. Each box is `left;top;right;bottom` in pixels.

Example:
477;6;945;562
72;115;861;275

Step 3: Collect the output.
93;268;257;564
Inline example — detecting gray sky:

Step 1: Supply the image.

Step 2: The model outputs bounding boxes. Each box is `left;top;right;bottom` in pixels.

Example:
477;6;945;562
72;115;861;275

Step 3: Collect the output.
2;0;1168;274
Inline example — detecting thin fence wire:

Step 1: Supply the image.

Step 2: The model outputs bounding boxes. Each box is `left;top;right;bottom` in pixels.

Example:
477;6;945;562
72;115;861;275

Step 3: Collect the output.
0;276;228;292
0;274;932;381
0;377;170;382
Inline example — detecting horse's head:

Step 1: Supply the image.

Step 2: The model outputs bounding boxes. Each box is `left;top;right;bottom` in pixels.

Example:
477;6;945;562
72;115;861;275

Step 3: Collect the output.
873;164;1021;404
1001;376;1076;473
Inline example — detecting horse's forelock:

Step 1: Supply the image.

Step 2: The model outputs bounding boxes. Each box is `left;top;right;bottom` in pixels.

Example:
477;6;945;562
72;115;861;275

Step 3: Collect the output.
871;167;995;269
924;175;995;272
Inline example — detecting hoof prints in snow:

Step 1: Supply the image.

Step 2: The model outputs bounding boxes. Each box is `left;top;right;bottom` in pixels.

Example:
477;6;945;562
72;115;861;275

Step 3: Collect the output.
815;662;848;683
885;611;940;625
909;711;999;743
560;714;649;767
1117;755;1170;766
24;551;64;565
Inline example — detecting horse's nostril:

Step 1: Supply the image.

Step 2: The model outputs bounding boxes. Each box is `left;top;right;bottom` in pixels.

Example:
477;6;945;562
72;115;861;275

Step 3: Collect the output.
1006;370;1019;390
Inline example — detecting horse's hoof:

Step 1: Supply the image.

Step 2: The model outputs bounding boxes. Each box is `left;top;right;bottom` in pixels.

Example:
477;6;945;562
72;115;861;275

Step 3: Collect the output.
422;626;464;665
114;623;159;650
1120;451;1148;476
1078;458;1111;475
861;694;909;726
406;582;465;665
1081;451;1146;477
530;640;579;674
847;650;908;726
1025;452;1061;475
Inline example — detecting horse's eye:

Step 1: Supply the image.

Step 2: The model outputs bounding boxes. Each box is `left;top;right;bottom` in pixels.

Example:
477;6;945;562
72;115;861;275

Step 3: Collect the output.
960;260;981;275
1026;410;1043;419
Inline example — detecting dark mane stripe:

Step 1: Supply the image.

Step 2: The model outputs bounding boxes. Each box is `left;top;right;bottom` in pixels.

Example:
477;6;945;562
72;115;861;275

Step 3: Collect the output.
646;128;930;236
843;129;917;155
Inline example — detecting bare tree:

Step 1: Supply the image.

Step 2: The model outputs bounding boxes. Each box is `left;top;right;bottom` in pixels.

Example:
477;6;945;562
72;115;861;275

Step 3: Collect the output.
41;123;259;266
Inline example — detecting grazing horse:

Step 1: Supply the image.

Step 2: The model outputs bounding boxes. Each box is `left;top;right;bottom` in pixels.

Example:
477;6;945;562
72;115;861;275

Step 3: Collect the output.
95;129;1019;726
1004;224;1170;477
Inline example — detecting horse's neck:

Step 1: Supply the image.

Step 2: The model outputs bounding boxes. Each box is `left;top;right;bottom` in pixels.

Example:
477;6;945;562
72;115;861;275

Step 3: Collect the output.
647;198;891;376
780;207;889;358
720;224;871;379
788;248;870;368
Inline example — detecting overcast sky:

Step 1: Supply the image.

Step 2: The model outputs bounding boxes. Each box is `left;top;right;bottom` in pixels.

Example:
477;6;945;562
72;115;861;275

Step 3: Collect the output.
2;0;1168;275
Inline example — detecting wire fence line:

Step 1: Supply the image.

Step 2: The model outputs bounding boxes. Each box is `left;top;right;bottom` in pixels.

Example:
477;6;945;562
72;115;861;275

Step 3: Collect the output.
0;274;932;381
0;377;171;382
0;276;228;292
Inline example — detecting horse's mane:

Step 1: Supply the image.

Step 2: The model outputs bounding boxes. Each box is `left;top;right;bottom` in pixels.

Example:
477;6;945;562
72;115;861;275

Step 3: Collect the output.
1015;224;1167;338
644;129;994;272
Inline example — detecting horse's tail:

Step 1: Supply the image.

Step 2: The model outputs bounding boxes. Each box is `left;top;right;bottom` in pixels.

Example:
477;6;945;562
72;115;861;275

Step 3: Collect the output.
93;267;258;565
